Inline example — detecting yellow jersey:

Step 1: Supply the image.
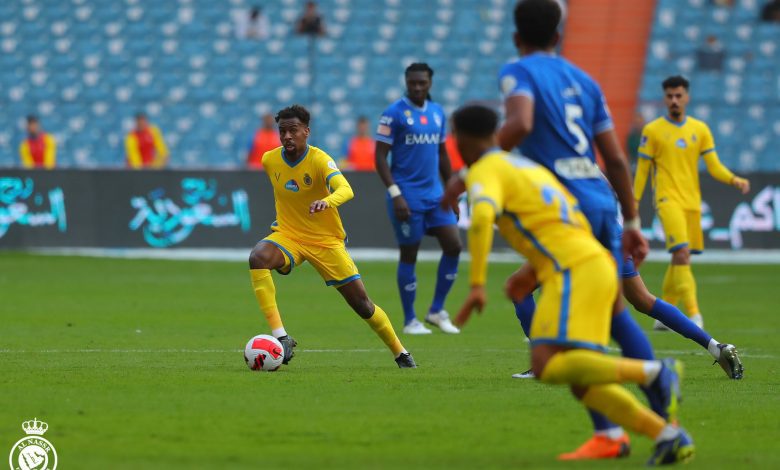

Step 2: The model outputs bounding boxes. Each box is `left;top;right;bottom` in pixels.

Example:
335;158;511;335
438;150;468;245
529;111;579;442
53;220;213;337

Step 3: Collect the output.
262;145;352;246
466;150;607;284
636;116;731;211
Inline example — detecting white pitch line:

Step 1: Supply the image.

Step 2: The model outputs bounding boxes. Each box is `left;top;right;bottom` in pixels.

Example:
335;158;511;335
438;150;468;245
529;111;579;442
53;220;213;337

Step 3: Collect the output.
0;348;773;358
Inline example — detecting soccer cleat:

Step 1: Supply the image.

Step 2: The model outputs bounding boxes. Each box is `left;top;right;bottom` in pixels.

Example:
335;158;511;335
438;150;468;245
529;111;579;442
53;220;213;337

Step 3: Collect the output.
425;310;460;334
646;358;683;423
276;335;297;365
715;344;744;380
395;352;417;368
647;428;695;466
653;319;671;331
402;319;433;335
511;368;535;379
558;434;630;460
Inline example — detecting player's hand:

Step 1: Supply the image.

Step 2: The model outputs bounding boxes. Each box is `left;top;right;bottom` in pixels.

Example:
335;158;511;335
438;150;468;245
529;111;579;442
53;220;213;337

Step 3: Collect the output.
732;176;750;194
309;199;329;214
392;195;411;221
622;228;649;268
441;175;466;213
454;285;487;328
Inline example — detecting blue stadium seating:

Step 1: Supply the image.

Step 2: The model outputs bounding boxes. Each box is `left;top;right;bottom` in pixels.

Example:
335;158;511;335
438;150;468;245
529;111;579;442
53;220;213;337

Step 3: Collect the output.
0;0;518;168
640;0;779;171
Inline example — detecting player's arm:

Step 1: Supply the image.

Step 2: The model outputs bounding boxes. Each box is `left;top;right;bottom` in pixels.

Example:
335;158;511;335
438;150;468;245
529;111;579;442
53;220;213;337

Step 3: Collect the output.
19;142;33;168
634;157;651;205
313;172;353;212
374;113;411;221
702;151;749;194
594;128;649;266
497;95;534;151
438;142;453;182
125;134;142;168
152;126;169;168
44;135;56;169
454;199;496;327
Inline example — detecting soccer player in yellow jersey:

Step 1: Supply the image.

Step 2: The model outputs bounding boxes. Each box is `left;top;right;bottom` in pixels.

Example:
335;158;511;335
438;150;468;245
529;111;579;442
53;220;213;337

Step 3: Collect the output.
452;104;694;465
635;76;750;329
248;105;416;368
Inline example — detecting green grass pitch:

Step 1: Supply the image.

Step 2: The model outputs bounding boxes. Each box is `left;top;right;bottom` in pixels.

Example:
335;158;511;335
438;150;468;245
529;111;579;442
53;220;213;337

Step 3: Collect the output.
1;252;778;468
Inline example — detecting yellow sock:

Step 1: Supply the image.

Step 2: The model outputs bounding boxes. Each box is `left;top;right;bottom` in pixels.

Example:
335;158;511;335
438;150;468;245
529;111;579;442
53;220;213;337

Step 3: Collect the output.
581;385;665;439
249;269;284;332
364;305;405;356
674;265;700;316
540;349;650;385
662;265;679;306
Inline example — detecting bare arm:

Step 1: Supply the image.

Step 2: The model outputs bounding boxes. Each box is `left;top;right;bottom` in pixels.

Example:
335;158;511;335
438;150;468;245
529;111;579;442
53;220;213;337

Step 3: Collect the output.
497;95;534;151
438;142;452;183
374;141;395;188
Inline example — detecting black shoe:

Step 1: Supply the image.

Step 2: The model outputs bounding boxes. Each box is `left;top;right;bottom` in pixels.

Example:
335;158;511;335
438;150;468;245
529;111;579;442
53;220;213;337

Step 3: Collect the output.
715;344;744;380
276;335;297;364
395;352;417;368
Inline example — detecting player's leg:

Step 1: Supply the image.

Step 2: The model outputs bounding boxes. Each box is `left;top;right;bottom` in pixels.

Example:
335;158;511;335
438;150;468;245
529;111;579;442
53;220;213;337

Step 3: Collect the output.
504;264;538;379
425;207;461;333
657;203;699;326
248;234;302;364
336;279;414;367
386;199;430;334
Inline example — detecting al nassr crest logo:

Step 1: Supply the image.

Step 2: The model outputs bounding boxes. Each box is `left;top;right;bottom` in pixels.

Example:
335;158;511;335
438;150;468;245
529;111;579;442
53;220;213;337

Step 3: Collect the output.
8;418;58;470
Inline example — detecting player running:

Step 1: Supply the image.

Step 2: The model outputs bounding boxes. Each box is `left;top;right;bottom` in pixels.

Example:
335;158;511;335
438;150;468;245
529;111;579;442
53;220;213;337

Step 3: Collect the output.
635;75;750;331
453;103;694;466
375;63;462;335
248;105;416;368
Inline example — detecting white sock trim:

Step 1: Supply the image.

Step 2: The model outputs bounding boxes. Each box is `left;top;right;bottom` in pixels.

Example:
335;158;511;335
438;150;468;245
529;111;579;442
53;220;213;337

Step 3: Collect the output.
655;424;681;443
643;361;663;386
595;427;626;440
272;327;288;338
708;339;721;360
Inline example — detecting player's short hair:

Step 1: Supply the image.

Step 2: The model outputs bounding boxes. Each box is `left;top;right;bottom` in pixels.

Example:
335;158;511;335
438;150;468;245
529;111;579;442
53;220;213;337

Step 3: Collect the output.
135;112;147;120
513;0;562;48
662;75;690;91
26;114;38;123
275;104;311;126
452;104;498;138
405;62;434;79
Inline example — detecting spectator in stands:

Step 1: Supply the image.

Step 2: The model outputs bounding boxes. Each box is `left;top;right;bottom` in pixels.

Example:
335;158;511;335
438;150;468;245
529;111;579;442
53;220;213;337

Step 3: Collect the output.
125;113;168;169
625;112;645;170
695;35;725;71
341;116;375;171
247;113;279;170
19;115;56;169
711;0;735;6
296;1;326;36
761;0;780;22
234;6;270;40
444;133;465;172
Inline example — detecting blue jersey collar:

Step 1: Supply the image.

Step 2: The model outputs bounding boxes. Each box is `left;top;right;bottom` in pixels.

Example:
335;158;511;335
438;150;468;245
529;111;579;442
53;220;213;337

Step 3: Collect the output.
282;145;310;168
664;115;687;127
402;96;428;112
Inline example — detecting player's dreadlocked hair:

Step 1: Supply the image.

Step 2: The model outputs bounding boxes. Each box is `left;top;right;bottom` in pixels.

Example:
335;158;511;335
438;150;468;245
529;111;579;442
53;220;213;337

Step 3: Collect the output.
513;0;562;49
452;104;498;138
405;62;434;101
662;75;690;91
275;104;311;126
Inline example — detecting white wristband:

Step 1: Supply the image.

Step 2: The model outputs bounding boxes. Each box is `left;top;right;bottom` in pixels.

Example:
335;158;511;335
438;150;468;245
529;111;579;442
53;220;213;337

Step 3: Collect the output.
458;168;468;180
387;184;402;198
623;217;641;231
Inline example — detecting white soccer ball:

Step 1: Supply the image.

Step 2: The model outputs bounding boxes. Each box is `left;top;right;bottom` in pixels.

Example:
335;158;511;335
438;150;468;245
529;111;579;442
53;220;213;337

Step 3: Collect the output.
244;334;284;371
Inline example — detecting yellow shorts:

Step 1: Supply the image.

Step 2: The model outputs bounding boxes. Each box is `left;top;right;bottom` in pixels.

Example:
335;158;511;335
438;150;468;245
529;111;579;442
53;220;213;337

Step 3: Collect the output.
530;254;617;351
261;232;360;287
657;203;703;253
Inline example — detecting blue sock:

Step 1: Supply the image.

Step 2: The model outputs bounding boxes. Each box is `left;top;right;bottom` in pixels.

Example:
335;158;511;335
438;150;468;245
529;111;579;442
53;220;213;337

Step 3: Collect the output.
429;254;459;313
611;308;655;360
397;262;417;325
648;299;712;349
588;409;617;432
513;294;535;338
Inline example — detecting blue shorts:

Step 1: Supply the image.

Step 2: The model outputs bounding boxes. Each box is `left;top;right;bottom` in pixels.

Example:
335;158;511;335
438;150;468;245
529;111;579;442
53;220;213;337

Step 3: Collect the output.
581;206;638;279
386;197;458;245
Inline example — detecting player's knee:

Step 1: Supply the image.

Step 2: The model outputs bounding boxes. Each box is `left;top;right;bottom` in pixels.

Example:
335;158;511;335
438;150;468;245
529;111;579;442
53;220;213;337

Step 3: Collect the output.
570;385;588;400
248;248;273;269
671;247;690;265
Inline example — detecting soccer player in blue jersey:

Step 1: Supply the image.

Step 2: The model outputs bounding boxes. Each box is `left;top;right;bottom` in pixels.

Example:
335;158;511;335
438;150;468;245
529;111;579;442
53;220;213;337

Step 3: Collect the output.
375;63;462;335
446;0;730;461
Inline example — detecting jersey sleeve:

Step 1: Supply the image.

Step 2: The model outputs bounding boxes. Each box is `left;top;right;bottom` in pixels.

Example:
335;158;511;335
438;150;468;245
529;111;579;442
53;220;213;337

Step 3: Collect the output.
637;125;656;161
498;62;534;100
590;82;614;135
465;164;503;286
699;122;716;155
318;152;353;207
374;106;398;145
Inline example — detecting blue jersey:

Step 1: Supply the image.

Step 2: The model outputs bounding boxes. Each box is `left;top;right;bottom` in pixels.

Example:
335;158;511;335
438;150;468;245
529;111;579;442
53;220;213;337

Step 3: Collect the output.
375;96;447;210
498;53;615;213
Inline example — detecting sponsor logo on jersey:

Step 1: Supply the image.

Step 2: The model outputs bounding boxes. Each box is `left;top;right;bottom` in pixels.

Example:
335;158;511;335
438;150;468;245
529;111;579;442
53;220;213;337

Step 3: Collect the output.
676;138;687;148
420;115;428;125
285;179;300;192
377;124;392;136
500;75;517;96
554;157;602;179
327;159;338;170
404;133;440;145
